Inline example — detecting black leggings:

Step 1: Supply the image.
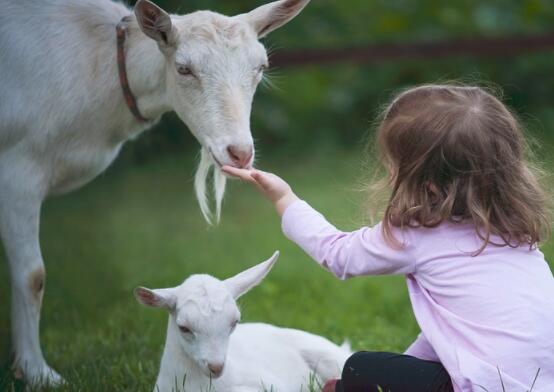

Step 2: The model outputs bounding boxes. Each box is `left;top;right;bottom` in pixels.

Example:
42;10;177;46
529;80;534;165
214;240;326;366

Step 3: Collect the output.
336;351;454;392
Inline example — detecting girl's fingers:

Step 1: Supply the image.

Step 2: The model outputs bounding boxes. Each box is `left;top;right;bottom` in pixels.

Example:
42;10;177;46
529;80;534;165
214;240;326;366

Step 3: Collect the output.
251;170;273;190
223;166;282;199
221;166;255;182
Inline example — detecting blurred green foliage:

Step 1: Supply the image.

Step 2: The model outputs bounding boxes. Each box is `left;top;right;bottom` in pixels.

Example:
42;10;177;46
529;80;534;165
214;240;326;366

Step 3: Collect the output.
125;0;554;161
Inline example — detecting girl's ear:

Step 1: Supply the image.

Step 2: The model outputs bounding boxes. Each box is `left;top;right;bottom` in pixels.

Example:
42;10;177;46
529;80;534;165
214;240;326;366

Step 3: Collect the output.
224;251;279;299
134;287;176;310
241;0;311;38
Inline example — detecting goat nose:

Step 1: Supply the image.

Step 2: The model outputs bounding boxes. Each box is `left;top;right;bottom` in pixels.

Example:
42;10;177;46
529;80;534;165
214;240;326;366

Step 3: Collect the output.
227;145;253;168
208;362;224;377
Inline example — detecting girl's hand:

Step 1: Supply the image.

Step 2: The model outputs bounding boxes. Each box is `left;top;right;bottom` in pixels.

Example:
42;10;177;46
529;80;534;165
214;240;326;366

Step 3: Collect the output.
222;166;299;216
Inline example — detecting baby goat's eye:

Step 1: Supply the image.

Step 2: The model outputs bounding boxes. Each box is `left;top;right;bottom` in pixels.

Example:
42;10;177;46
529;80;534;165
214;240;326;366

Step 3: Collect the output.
231;320;239;330
177;65;194;77
179;325;192;334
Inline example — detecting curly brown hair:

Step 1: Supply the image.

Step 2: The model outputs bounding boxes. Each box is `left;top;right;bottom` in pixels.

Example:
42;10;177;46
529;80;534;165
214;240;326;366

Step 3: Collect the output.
375;84;549;254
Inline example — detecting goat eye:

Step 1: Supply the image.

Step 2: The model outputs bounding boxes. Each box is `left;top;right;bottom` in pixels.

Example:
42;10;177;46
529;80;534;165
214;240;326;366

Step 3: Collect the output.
231;320;239;329
177;65;194;77
256;64;268;73
179;325;192;334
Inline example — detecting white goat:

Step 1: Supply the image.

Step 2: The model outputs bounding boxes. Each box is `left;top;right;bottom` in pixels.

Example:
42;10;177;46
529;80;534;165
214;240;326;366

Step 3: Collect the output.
135;252;351;392
0;0;311;385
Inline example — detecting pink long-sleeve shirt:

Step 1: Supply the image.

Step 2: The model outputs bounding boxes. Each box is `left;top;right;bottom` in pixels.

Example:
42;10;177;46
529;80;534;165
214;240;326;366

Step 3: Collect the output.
282;200;554;392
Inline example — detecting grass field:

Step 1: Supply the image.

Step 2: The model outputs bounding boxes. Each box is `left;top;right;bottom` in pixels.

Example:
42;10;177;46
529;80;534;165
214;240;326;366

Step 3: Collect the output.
1;147;553;391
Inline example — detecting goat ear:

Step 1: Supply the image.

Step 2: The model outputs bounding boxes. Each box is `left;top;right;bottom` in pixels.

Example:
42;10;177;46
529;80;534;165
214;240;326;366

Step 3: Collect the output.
224;251;279;299
242;0;311;38
134;286;176;310
134;0;175;47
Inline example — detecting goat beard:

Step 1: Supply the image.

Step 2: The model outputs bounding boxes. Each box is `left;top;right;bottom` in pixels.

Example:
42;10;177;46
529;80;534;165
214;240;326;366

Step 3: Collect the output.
194;147;227;224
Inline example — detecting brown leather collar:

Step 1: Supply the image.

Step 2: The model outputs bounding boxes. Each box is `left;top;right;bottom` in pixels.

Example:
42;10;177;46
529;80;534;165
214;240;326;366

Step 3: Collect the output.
116;18;149;123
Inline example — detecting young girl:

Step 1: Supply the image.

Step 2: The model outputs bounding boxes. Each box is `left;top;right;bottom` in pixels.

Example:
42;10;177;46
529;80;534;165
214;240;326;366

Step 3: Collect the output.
223;85;554;392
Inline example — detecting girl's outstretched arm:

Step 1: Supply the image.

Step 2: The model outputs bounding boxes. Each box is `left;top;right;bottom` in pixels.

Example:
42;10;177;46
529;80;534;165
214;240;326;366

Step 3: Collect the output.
222;166;416;279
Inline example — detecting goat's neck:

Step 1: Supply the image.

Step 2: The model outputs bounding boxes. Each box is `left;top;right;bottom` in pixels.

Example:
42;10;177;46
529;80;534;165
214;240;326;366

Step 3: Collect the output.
121;20;171;124
157;318;206;391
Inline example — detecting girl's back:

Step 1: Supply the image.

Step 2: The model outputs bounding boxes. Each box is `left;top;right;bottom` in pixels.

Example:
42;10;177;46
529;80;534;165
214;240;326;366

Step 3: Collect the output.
405;222;554;389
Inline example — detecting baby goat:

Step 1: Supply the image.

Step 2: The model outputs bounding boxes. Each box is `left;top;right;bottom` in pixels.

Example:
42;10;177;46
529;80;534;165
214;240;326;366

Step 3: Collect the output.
135;252;350;392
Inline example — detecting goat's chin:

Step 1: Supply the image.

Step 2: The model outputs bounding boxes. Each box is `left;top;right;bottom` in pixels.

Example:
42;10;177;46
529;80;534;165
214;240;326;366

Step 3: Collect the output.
194;147;227;225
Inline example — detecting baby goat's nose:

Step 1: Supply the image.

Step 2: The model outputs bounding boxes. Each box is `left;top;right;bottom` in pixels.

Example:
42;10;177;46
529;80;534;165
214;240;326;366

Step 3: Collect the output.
227;145;253;168
208;362;224;377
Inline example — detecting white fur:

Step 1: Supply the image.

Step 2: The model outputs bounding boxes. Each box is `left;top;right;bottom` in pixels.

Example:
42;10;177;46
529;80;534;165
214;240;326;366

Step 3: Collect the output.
194;147;228;224
135;252;351;392
0;0;311;385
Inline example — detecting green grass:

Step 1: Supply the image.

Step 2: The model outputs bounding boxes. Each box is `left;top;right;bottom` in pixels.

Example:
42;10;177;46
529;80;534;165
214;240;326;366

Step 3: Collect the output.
0;147;552;391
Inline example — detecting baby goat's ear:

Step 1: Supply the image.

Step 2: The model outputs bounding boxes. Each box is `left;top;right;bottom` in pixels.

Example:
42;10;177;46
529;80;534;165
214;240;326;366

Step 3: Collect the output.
134;286;176;310
225;251;279;299
241;0;311;38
